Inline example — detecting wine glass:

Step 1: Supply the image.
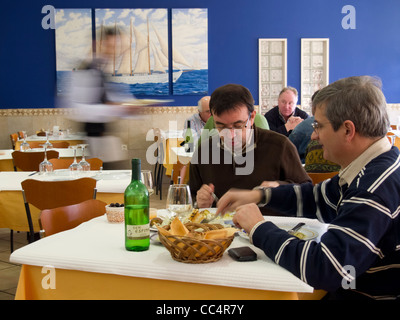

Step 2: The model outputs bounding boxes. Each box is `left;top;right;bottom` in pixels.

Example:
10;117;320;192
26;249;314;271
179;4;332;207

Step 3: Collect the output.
39;146;54;175
42;130;53;149
166;184;193;220
69;146;82;176
20;131;30;152
141;170;154;196
78;144;90;171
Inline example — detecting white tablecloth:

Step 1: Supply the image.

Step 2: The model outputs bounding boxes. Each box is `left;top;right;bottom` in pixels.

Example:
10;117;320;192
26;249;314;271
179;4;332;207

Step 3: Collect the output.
0;148;87;161
10;214;328;293
0;170;130;192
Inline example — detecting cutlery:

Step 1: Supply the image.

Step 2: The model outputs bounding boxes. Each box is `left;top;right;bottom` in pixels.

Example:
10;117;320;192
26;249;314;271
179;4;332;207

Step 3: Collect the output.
287;222;305;236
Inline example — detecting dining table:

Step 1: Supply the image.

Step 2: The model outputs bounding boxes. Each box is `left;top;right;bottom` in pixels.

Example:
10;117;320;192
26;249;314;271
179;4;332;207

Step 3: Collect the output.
10;212;328;300
14;133;86;151
0;170;128;232
0;148;88;171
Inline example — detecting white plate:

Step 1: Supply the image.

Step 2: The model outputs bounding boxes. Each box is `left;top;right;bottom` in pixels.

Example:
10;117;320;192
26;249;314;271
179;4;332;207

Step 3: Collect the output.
238;223;319;241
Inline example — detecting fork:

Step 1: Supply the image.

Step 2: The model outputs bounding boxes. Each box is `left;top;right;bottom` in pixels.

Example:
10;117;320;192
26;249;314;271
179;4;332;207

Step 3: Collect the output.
287;222;305;236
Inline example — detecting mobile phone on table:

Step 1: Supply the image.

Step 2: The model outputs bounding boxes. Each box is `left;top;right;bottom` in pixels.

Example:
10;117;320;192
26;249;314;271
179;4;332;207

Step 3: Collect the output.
228;246;257;261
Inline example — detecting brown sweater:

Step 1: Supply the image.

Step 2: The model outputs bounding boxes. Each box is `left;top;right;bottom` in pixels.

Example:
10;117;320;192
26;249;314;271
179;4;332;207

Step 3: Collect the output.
189;125;311;202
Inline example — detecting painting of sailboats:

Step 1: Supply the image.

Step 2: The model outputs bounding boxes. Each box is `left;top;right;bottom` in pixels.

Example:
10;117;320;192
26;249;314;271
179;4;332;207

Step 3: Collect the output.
172;8;208;95
55;8;93;96
95;9;170;95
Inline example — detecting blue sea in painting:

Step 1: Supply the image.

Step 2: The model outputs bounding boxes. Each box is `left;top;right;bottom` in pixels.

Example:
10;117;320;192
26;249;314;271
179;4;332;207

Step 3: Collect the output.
57;69;208;97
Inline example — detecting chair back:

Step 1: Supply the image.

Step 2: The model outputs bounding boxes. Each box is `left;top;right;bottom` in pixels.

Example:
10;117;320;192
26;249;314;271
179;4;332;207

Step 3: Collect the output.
10;133;18;149
29;141;70;148
49;157;103;170
39;199;106;237
12;150;59;171
307;171;339;185
21;177;97;241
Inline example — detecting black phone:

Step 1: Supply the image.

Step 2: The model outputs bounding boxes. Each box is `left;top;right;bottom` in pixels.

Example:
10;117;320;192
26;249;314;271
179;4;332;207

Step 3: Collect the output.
228;246;257;262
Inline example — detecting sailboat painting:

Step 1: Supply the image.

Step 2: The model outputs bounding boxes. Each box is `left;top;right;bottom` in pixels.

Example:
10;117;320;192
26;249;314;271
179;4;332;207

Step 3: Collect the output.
95;9;170;96
55;9;93;96
172;9;208;95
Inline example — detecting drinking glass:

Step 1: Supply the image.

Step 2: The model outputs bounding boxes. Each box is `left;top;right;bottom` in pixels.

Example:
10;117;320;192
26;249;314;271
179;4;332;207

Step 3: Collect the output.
78;144;90;171
20;131;30;152
141;170;154;196
166;184;193;220
69;146;82;176
39;147;54;175
43;131;53;149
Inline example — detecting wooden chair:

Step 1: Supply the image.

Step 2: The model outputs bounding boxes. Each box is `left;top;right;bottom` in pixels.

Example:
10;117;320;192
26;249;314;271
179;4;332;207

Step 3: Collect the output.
39;199;106;237
28;141;70;148
12;150;59;171
307;171;339;185
49;158;103;170
10;133;18;150
172;161;190;184
21;177;97;243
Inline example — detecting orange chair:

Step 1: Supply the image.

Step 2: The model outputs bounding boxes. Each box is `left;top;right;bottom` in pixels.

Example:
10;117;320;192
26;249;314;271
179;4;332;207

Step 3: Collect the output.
10;133;18;149
39;199;106;237
307;171;339;185
12;150;59;171
28;141;70;148
49;157;103;170
21;178;97;243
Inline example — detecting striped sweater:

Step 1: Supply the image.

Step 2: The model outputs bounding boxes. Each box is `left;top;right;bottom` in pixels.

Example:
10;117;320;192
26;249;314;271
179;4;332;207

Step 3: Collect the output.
253;145;400;299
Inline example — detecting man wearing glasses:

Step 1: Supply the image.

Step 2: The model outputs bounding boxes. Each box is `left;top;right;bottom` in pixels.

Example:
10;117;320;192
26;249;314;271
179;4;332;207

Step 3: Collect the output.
189;84;310;209
217;76;400;300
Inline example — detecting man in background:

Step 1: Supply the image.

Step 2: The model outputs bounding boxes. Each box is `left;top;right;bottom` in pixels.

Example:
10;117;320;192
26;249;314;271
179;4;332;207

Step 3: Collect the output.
264;87;309;136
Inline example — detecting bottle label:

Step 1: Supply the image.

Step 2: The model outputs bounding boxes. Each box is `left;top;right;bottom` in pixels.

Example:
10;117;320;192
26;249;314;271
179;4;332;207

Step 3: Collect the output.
126;224;149;240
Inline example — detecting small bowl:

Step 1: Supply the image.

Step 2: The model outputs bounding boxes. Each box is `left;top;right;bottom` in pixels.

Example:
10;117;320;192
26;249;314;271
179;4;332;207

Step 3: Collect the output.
105;205;124;223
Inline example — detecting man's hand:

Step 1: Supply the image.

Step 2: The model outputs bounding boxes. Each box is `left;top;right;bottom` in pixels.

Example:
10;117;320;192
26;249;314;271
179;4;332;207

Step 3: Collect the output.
196;183;215;208
285;116;304;131
216;188;262;215
232;203;264;233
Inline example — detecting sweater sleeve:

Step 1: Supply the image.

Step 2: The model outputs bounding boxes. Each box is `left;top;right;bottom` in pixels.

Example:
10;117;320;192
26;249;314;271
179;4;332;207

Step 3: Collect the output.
255;185;393;292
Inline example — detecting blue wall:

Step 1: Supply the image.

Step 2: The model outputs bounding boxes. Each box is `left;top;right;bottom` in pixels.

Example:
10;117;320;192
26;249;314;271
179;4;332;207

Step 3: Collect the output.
1;0;399;108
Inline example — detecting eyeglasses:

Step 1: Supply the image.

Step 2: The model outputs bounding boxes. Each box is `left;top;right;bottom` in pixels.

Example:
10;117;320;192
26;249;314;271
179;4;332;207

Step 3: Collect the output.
311;120;330;133
215;115;251;131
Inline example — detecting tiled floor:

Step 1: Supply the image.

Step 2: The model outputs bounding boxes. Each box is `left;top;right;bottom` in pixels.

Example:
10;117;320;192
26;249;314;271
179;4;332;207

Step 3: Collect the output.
0;183;169;300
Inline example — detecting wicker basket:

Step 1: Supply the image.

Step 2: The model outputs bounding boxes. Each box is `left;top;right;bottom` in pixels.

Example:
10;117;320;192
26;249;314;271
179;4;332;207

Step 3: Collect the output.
158;222;234;263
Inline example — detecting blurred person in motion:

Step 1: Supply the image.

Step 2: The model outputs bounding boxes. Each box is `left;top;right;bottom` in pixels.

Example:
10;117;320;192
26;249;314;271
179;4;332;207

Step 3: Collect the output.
264;86;309;136
67;27;141;169
217;76;400;300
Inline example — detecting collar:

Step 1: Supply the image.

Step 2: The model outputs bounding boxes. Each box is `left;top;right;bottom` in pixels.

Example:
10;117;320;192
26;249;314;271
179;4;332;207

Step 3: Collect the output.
338;137;391;187
278;108;293;123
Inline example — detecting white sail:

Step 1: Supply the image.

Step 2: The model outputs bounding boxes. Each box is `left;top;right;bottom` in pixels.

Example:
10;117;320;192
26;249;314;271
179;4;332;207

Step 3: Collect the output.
173;47;192;69
116;31;131;74
132;26;150;74
151;43;166;73
151;23;169;62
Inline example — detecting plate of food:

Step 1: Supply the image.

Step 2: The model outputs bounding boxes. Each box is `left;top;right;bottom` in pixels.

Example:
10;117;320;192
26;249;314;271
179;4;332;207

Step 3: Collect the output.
238;223;318;241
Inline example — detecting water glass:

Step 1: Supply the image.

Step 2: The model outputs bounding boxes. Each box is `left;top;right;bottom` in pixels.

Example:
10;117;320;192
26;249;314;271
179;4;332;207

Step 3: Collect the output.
166;184;193;220
141;170;154;196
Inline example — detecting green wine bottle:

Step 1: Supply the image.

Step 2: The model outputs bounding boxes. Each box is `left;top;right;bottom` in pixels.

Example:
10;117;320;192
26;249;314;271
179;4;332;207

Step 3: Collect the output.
184;120;194;152
124;158;150;251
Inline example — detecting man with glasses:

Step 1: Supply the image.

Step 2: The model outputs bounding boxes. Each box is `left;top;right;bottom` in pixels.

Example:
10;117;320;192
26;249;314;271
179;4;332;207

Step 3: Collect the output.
217;76;400;300
189;84;310;209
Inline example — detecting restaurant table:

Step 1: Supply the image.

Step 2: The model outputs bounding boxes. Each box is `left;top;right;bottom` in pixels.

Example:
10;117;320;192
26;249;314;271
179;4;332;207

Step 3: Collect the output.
10;214;328;300
170;146;193;165
0;148;88;171
0;170;128;232
15;133;86;151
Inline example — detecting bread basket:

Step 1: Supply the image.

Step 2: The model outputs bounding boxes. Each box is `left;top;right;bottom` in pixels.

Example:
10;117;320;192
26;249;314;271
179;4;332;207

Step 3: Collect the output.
158;222;234;263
